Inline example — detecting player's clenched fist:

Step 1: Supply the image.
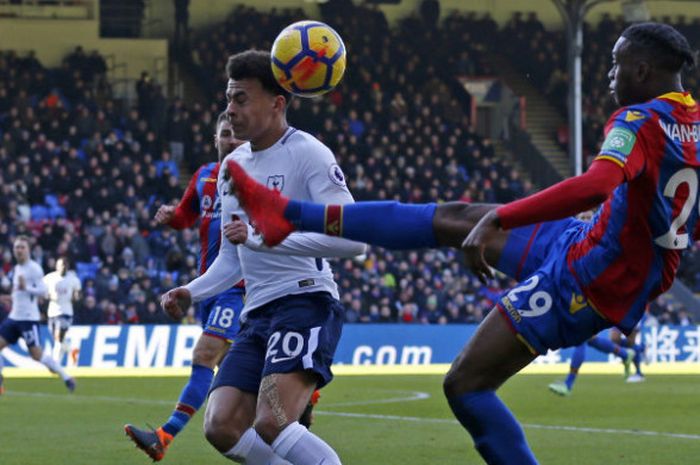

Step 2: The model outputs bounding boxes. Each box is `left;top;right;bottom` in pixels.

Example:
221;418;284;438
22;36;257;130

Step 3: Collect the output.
155;205;176;224
160;287;192;320
224;215;249;244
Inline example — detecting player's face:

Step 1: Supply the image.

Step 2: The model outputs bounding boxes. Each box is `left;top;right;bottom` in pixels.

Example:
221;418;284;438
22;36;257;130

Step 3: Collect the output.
214;119;243;160
13;240;29;263
56;258;66;275
608;37;644;107
225;78;284;145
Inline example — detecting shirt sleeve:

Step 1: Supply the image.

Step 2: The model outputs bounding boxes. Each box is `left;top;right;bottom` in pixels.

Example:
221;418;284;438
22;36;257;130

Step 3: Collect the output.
185;234;243;302
299;138;356;204
596;107;653;181
245;224;366;257
169;167;201;229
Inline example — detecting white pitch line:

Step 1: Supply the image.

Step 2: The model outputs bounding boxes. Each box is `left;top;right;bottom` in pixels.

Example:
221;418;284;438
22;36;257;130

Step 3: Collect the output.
316;411;700;441
322;390;430;407
8;390;699;442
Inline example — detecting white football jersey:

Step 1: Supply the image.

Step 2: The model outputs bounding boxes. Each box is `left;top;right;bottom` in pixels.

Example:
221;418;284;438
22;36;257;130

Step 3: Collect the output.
9;260;47;321
218;127;355;316
44;271;82;317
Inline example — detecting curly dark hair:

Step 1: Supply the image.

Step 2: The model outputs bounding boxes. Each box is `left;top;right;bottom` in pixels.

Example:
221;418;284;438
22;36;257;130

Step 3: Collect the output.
621;22;697;72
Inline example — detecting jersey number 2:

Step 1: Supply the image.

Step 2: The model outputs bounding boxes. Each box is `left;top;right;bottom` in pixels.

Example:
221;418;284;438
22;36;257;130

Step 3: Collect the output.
655;168;699;250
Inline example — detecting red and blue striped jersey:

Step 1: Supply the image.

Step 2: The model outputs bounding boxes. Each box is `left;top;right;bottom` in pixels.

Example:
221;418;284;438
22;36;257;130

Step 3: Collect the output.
171;162;223;275
567;92;700;332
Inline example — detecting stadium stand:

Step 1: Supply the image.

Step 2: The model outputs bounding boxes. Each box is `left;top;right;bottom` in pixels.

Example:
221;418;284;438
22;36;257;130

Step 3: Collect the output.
0;4;696;326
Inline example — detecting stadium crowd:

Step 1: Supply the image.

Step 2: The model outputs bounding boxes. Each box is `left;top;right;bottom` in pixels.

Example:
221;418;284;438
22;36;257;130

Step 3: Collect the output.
0;5;695;327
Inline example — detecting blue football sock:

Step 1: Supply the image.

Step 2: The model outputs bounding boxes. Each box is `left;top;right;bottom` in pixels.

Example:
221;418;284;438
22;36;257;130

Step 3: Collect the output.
447;391;538;465
162;364;214;437
587;336;627;360
633;343;644;375
285;200;438;249
566;344;586;390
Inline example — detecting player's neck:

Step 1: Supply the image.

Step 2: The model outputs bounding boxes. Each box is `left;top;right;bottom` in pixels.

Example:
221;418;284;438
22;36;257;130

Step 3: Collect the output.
650;77;685;100
250;122;289;152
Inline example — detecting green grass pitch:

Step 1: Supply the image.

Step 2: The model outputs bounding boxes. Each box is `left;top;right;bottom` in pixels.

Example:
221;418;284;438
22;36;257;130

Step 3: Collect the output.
1;374;698;464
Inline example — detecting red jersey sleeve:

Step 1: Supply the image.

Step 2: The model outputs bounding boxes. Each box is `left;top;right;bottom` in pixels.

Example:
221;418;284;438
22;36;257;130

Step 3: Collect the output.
596;106;655;181
169;168;201;229
497;160;624;230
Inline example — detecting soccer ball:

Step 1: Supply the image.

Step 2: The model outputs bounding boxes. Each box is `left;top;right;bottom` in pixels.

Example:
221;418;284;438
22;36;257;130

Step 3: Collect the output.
271;20;346;98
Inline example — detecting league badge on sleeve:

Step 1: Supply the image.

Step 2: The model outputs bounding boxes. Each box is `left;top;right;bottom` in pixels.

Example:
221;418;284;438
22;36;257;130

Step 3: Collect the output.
328;164;346;187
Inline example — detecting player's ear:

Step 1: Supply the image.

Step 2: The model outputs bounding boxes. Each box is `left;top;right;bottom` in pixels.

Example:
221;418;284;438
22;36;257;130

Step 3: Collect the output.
636;60;651;82
272;94;287;113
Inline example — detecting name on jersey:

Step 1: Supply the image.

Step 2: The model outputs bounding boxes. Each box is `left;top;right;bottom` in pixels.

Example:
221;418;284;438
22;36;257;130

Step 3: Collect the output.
659;121;700;143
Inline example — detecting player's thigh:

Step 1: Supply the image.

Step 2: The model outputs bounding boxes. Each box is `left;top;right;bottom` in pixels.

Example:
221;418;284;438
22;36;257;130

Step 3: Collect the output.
256;371;317;434
192;333;230;368
202;290;244;343
444;309;537;397
209;315;268;396
204;385;257;444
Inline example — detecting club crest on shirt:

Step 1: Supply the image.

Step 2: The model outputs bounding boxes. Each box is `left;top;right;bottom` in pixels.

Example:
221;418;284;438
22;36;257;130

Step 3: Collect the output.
328;164;346;187
201;194;213;210
267;175;285;192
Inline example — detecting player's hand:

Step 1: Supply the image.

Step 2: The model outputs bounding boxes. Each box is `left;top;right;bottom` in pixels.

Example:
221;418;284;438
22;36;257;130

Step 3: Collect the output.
160;287;192;320
0;295;11;305
461;209;500;284
224;215;248;244
155;205;176;224
17;275;26;291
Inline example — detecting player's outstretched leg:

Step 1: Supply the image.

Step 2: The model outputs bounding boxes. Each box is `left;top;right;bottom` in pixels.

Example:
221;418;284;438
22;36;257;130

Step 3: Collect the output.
30;347;75;392
228;160;503;254
549;344;586;396
125;334;224;461
443;310;539;465
586;336;633;377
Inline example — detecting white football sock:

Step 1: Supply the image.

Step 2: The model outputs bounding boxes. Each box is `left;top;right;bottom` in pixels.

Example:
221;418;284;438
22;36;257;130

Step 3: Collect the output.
272;421;341;465
223;427;291;464
40;353;70;381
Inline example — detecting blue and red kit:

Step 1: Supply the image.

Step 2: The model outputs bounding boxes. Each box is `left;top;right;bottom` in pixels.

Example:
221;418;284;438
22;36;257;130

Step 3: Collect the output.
170;162;244;341
497;92;700;352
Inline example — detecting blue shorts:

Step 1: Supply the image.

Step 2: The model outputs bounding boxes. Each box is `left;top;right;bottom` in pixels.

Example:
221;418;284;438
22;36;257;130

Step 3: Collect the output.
48;315;73;334
497;218;579;281
0;318;41;348
496;219;611;354
211;292;344;394
200;288;245;343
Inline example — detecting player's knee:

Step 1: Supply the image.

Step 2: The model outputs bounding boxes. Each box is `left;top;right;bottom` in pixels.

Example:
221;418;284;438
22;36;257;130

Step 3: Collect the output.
192;344;220;368
443;362;482;397
254;413;285;444
203;408;246;452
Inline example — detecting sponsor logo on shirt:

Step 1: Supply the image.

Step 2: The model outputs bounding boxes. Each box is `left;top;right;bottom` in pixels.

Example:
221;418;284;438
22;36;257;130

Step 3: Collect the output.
298;279;315;288
500;297;521;323
569;293;588;314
